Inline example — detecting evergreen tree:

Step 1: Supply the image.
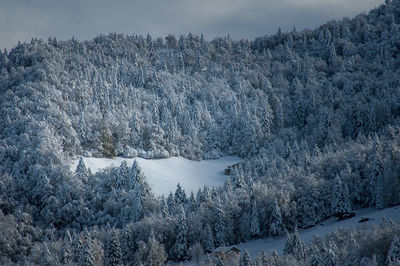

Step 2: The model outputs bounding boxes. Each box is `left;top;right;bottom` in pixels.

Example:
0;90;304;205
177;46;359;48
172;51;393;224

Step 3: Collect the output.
322;248;336;266
121;225;135;264
172;206;188;260
160;195;169;217
257;250;269;266
79;230;95;266
283;232;293;255
175;183;187;205
260;96;273;136
204;223;215;253
214;198;226;247
240;250;253;266
309;253;322;266
118;160;130;190
105;229;122;266
167;192;177;214
327;43;337;65
101;122;116;158
61;230;73;264
72;232;83;263
250;200;260;237
271;249;279;262
133;240;148;266
41;246;53;266
269;198;286;237
370;150;385;208
322;245;337;266
387;235;400;265
231;168;246;189
146;231;167;266
331;175;352;217
188;191;198;212
283;229;307;262
122;186;143;223
75;157;90;182
130;160;151;196
196;188;204;203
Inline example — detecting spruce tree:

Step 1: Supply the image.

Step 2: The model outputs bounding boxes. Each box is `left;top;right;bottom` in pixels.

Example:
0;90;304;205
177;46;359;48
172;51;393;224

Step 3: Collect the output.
79;230;95;266
322;246;337;266
188;191;198;212
128;160;150;196
105;230;122;266
269;198;285;237
250;200;260;237
204;223;215;253
121;225;135;264
167;192;177;214
172;205;188;260
370;150;385;208
146;231;167;266
133;240;148;265
41;246;53;266
160;195;169;217
214;198;226;247
283;233;293;255
72;232;83;263
75;157;90;182
123;186;143;223
387;235;400;265
257;250;269;266
283;229;306;262
61;230;73;264
231;168;245;190
271;249;279;263
331;175;352;217
309;250;322;266
175;183;187;205
240;250;253;266
117;160;130;190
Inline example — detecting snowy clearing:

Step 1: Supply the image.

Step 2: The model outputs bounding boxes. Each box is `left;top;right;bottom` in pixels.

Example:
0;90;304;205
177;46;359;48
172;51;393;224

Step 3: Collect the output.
69;156;241;196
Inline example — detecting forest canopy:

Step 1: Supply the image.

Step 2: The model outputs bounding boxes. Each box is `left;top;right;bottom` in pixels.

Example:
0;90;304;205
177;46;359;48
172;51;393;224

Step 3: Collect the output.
1;1;400;264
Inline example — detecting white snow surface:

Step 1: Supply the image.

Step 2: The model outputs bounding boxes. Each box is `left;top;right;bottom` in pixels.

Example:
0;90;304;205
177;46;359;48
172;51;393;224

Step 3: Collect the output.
70;156;240;196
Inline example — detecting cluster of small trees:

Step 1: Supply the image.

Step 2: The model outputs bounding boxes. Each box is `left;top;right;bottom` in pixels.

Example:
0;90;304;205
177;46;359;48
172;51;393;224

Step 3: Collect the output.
1;0;400;264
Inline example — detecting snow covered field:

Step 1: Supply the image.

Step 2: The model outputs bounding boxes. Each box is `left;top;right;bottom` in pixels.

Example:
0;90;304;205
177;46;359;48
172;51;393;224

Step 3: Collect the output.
70;156;241;196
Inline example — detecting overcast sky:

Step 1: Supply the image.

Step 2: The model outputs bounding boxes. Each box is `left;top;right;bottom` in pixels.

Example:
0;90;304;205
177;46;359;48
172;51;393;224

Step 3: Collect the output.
0;0;383;50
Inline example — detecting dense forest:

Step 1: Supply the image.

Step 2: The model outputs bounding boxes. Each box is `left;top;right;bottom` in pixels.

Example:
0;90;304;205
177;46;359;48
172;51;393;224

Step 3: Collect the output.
1;0;400;265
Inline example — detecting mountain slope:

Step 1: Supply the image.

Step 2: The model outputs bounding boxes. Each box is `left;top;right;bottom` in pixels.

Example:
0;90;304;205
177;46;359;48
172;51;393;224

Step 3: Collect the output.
1;1;400;264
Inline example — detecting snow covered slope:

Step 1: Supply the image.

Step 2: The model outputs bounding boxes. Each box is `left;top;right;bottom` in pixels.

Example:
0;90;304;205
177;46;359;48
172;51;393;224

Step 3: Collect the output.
229;205;400;258
70;156;240;196
169;205;400;265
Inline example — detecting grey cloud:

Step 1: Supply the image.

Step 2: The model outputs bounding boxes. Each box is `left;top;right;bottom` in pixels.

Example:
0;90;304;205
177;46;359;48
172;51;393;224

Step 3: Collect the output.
0;0;382;50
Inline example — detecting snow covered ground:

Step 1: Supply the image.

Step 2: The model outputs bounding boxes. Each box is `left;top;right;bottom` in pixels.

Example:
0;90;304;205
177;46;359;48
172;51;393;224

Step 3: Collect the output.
69;156;241;196
169;205;400;265
229;205;400;258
